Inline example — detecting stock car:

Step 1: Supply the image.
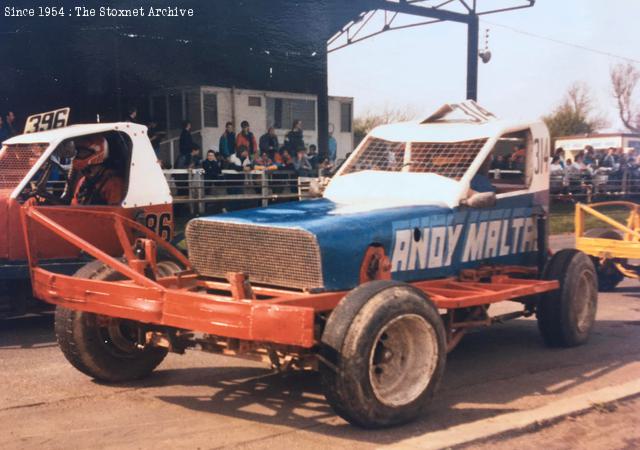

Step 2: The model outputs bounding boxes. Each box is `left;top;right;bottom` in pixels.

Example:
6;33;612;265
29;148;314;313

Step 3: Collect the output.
22;101;598;428
0;110;173;316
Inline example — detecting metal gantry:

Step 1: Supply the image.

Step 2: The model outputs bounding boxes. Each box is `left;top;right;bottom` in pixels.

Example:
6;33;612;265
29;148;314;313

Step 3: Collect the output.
328;0;536;100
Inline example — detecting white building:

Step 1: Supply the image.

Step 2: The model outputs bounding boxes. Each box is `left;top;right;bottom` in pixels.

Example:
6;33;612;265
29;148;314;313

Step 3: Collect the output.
149;86;354;164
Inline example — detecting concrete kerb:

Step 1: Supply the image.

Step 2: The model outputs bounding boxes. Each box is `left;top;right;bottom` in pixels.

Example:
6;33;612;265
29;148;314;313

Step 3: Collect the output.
385;379;640;450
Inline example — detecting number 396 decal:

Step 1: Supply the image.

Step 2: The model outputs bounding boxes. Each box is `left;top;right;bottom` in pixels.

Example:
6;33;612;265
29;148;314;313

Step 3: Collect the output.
23;107;70;134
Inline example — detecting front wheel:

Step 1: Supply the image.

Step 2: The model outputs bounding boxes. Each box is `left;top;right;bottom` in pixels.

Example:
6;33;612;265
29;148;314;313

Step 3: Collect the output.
320;281;446;428
537;249;598;347
54;260;175;382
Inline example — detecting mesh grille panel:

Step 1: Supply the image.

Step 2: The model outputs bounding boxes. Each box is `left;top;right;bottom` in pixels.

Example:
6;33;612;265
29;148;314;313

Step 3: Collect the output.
410;139;487;180
186;219;324;290
342;138;405;174
0;144;47;194
342;137;488;181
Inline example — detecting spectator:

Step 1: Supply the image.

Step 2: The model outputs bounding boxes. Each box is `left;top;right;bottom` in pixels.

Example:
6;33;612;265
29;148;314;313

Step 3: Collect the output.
147;120;164;158
601;147;616;168
275;149;295;170
253;151;277;171
569;154;587;172
549;155;564;172
511;143;526;168
319;157;334;177
218;121;235;159
202;149;221;195
188;147;202;169
492;154;509;170
0;116;8;142
583;145;595;165
554;147;566;169
4;111;17;137
295;148;313;177
328;129;337;163
179;120;196;161
284;119;304;154
235;120;257;157
125;106;138;123
174;145;200;170
308;144;319;170
202;149;221;179
617;148;627;167
229;145;252;172
259;127;279;159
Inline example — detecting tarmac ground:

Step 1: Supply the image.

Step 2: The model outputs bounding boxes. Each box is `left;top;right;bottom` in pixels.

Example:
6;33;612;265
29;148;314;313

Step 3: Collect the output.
1;235;639;449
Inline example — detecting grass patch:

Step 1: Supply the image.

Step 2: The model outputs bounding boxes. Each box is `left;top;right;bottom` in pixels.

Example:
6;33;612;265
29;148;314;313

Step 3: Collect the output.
549;202;631;235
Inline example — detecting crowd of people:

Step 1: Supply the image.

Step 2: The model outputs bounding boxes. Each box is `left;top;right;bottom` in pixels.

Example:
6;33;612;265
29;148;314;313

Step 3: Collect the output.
549;145;640;195
174;118;338;181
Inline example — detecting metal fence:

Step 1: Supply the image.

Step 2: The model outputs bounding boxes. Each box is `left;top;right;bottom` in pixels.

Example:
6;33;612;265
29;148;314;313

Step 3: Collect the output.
549;168;640;203
163;169;322;214
47;167;633;211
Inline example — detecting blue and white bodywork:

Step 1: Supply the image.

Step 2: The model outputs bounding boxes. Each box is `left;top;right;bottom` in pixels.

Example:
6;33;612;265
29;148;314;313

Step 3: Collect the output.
186;102;552;291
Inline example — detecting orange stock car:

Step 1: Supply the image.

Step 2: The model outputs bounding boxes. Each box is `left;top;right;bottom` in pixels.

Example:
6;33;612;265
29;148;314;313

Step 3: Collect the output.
0;121;173;316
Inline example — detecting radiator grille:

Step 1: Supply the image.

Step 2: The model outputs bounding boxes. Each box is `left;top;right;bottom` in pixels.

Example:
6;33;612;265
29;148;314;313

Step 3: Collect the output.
186;219;324;290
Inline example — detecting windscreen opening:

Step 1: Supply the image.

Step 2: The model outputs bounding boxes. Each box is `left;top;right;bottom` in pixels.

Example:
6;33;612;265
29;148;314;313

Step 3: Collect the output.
0;143;48;195
342;137;488;181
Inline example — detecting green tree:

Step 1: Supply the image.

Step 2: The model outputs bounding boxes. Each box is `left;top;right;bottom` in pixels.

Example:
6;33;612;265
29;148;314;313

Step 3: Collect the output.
543;83;606;141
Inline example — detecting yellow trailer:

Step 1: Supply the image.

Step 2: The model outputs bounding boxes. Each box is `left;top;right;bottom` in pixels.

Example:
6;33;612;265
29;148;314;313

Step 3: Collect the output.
575;201;640;290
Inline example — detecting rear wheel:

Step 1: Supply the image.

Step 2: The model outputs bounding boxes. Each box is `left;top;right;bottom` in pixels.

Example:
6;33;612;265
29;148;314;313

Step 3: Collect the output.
537;249;598;347
320;281;446;428
54;260;177;382
584;228;625;291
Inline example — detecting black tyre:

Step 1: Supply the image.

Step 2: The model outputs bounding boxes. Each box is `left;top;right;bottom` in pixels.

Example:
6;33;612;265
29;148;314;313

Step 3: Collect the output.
320;281;446;428
54;260;175;382
584;228;625;291
537;249;598;347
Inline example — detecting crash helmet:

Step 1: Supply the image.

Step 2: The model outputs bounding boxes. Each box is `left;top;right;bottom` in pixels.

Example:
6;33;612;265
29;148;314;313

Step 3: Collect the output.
72;136;109;172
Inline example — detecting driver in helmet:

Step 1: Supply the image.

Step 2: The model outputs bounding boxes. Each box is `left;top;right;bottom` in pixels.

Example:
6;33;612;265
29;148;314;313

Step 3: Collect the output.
70;136;125;205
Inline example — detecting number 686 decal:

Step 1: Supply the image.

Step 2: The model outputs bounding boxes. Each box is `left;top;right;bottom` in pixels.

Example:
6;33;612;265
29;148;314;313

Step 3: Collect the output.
24;107;70;134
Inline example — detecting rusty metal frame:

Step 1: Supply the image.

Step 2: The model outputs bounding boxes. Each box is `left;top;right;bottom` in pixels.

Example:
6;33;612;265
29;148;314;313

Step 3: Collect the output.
21;205;559;349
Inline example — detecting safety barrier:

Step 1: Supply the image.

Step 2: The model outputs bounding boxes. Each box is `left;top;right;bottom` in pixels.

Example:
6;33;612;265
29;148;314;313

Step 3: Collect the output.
162;169;323;214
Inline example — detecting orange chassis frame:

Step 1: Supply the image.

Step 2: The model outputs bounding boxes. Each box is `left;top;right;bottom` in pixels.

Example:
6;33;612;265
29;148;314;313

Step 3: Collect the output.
21;206;559;353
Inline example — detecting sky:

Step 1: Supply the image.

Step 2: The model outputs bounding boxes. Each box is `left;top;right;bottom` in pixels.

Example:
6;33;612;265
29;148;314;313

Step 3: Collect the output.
327;0;640;130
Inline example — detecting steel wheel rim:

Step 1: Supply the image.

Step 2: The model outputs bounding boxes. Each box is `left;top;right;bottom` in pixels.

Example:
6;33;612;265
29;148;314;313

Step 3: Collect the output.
574;269;596;333
368;313;438;407
97;317;141;357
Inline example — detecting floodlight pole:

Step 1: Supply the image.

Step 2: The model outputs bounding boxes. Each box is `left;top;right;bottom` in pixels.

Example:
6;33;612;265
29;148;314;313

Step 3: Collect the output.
466;13;479;101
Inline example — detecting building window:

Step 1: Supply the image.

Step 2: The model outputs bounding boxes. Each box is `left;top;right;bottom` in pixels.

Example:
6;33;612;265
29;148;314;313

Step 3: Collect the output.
267;97;316;130
203;93;218;128
248;96;262;107
340;102;352;133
